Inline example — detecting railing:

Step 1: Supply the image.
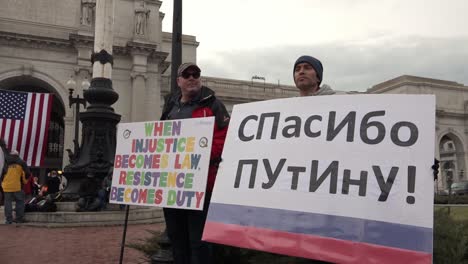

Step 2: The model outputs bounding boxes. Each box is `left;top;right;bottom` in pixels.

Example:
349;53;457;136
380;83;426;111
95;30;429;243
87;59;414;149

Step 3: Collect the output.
160;75;298;101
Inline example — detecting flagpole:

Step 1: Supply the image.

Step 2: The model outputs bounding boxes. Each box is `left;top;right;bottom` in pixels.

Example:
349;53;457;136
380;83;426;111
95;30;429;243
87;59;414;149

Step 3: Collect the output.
170;0;182;93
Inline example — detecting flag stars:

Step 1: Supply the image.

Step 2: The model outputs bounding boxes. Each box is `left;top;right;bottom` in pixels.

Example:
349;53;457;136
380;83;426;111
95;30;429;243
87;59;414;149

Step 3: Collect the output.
0;90;28;120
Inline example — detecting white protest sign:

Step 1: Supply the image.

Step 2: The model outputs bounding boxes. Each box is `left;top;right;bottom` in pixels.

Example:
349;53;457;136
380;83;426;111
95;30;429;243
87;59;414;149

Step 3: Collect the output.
110;117;214;210
204;94;434;264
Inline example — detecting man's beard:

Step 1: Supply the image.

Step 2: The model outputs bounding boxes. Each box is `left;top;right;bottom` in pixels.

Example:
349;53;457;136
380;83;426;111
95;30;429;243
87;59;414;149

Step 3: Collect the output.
297;81;318;92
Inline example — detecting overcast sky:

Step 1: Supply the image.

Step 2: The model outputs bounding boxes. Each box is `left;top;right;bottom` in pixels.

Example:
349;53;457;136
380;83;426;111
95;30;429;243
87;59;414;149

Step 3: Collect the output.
160;0;468;91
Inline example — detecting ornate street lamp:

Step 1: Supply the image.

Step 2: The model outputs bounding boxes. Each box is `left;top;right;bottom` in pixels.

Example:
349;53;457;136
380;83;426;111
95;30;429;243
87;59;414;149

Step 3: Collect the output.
63;0;121;197
66;77;88;162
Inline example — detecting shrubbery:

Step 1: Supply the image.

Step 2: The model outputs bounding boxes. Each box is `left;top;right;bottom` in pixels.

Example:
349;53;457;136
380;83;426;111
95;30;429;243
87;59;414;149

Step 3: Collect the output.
434;194;468;204
433;210;468;264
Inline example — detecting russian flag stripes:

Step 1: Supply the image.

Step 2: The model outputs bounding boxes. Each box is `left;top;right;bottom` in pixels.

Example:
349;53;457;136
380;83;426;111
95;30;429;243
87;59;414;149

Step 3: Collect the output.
204;203;432;264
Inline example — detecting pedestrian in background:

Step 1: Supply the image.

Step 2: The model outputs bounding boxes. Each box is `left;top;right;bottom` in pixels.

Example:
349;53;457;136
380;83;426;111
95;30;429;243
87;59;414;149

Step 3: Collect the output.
2;150;28;224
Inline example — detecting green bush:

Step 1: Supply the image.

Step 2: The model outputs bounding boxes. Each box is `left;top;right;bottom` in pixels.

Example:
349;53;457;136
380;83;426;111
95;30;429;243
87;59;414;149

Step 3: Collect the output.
433;210;468;264
434;195;468;204
213;246;328;263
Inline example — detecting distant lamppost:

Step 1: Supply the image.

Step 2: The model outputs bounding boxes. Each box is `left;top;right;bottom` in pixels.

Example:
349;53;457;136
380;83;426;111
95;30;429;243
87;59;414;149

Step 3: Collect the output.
252;75;266;98
444;161;454;213
66;77;88;157
251;75;265;85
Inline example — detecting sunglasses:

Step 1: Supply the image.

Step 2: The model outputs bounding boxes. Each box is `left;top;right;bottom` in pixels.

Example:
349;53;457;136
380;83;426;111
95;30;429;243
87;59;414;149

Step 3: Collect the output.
181;71;201;79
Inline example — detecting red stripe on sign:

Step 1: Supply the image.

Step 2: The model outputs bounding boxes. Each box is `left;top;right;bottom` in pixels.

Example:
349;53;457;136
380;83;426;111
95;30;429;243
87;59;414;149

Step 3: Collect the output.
203;221;432;264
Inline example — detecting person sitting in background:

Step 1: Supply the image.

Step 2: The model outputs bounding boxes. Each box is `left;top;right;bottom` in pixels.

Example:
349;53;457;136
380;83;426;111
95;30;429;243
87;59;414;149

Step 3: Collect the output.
45;170;61;198
32;176;41;196
98;168;113;210
58;170;68;197
23;174;35;201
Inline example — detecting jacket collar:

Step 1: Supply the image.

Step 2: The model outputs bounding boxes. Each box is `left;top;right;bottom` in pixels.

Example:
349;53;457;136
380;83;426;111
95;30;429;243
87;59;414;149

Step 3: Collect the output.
169;86;216;106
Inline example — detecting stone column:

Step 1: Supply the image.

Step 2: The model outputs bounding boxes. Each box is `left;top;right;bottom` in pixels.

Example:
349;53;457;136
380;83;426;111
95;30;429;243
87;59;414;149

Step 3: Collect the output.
146;73;162;120
130;70;148;122
92;0;114;80
130;48;149;122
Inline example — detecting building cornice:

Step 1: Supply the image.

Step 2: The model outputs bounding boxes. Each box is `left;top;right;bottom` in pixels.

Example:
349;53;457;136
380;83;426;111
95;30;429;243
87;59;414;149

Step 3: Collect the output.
368;75;466;93
436;109;468;119
122;0;162;6
69;33;94;48
124;41;169;63
0;31;170;68
148;0;163;6
162;32;199;46
127;41;158;55
0;30;72;50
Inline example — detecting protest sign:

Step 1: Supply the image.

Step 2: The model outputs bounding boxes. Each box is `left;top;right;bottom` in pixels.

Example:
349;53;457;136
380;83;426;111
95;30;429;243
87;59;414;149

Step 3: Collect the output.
110;117;214;210
203;94;435;264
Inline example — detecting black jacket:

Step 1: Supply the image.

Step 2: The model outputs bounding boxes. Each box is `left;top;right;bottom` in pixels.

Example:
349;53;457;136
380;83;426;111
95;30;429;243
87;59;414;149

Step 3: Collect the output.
161;86;230;129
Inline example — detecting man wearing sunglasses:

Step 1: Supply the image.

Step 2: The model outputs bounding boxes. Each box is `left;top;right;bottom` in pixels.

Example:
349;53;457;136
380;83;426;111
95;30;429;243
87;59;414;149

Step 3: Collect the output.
160;62;230;264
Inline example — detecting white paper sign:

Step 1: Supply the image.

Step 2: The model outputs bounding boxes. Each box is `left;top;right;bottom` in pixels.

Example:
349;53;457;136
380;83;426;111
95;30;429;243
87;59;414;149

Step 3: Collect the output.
204;94;435;263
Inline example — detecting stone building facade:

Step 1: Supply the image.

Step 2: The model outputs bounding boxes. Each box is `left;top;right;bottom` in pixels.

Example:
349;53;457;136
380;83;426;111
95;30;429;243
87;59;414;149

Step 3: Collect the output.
368;75;468;192
0;1;466;191
0;0;297;180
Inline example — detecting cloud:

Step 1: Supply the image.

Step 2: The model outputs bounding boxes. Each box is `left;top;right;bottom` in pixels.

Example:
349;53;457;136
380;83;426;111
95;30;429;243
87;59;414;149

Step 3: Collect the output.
198;35;468;92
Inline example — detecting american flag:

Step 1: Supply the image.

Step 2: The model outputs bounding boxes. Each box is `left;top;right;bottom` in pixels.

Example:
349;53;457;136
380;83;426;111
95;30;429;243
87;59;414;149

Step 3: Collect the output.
0;89;53;167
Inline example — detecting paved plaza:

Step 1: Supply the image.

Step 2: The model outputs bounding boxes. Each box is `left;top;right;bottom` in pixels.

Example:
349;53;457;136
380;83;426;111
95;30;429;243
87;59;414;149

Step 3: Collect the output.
0;222;164;264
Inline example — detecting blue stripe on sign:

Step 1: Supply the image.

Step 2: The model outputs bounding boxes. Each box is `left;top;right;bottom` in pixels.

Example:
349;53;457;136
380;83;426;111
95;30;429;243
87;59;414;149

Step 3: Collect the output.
207;203;433;253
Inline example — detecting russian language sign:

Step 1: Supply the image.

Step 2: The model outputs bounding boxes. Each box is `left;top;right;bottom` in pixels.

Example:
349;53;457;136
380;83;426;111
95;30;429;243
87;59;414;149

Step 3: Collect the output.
203;95;435;264
110;117;214;210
